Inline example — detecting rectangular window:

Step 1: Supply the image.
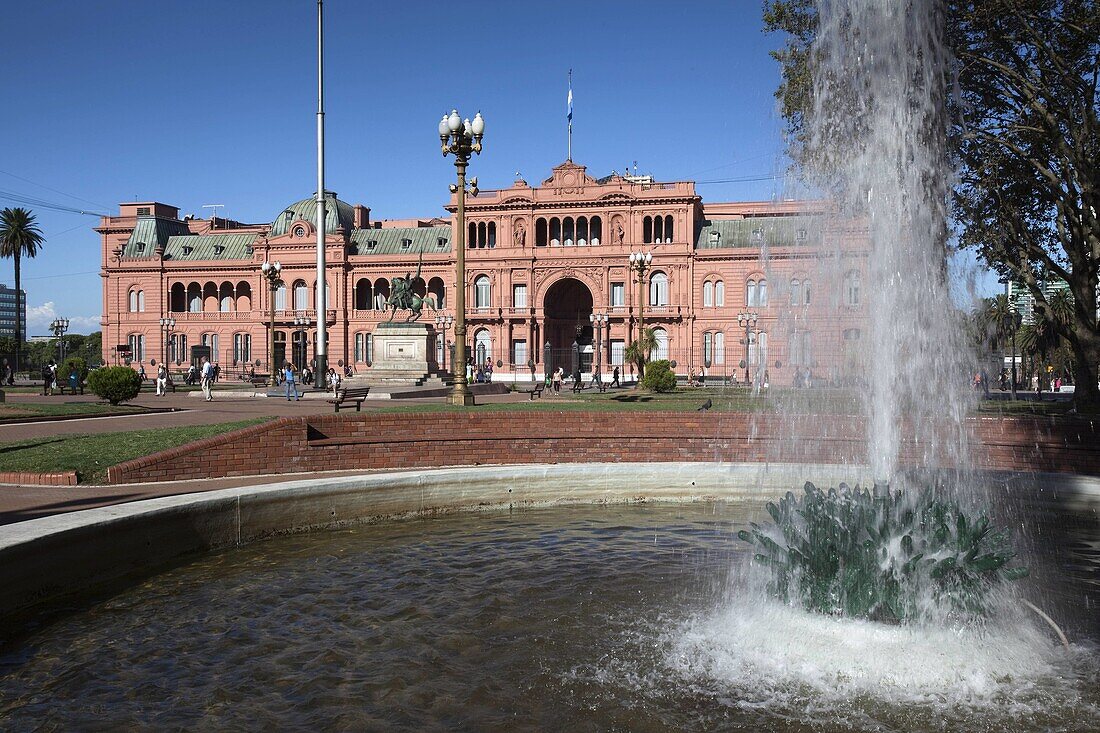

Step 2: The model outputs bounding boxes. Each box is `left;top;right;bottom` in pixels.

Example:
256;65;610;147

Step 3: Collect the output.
233;334;251;364
704;332;713;363
513;284;527;308
715;332;725;364
512;339;527;366
611;283;624;307
611;339;625;366
136;207;150;216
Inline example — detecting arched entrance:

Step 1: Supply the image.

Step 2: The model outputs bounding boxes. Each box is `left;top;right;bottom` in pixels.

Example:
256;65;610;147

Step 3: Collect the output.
542;277;594;375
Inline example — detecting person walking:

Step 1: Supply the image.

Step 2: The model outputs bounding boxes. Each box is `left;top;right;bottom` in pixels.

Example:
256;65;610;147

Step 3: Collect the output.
200;356;214;401
3;359;12;386
42;360;55;396
283;361;300;401
156;363;168;396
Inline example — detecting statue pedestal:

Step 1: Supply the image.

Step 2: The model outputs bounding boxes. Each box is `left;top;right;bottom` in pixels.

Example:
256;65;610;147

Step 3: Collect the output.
365;322;445;387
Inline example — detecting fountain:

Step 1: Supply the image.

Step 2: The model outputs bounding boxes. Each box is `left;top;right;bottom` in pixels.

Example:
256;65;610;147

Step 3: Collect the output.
0;1;1096;730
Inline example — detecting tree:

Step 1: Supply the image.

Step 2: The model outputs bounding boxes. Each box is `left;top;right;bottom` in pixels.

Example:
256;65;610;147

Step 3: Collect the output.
764;0;1100;410
978;293;1023;398
624;327;659;382
87;365;141;405
0;208;44;374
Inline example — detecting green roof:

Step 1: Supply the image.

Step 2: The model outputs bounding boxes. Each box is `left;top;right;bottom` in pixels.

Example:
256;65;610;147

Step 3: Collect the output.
123;217;191;257
695;215;823;249
270;191;354;236
350;225;451;255
163;233;258;261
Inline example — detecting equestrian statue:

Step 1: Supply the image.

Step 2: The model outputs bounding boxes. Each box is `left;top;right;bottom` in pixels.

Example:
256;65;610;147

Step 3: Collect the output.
385;247;436;322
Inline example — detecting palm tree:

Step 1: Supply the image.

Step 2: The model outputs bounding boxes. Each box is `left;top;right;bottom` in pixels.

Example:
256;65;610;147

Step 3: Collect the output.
624;327;658;384
979;294;1022;399
0;208;45;375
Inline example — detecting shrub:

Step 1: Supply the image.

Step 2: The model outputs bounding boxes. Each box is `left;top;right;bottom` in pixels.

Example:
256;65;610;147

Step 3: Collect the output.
738;482;1028;624
640;359;677;392
87;365;142;405
62;357;88;384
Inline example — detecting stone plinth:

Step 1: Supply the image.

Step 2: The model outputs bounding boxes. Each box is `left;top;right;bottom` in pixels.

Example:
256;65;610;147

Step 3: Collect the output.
365;322;445;387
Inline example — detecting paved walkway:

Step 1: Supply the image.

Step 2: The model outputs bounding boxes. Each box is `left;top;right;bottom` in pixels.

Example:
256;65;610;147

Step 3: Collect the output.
0;383;539;526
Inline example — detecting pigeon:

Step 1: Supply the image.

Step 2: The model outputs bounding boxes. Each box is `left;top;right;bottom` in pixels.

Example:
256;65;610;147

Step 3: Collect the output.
697;398;713;412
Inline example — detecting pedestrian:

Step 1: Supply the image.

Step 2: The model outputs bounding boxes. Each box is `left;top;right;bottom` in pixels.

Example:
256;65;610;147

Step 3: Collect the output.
328;367;341;395
466;359;473;384
611;366;620;388
156;363;168;396
3;359;11;386
283;361;300;401
571;367;583;393
485;359;493;383
552;367;563;394
139;364;148;382
186;363;198;385
213;363;220;383
763;369;770;391
69;365;80;393
200;357;214;401
688;367;697;387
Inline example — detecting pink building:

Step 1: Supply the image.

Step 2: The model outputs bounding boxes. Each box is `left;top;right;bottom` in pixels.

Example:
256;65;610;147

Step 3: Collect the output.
99;160;868;385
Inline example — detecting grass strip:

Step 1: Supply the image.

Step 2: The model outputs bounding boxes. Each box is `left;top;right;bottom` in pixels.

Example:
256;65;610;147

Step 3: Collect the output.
0;418;271;484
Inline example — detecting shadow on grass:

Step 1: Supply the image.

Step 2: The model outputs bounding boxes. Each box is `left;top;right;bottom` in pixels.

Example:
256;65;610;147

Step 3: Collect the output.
0;437;67;455
611;395;653;403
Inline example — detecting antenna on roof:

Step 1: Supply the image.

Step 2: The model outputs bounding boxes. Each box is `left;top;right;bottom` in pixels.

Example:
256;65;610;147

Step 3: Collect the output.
202;204;225;230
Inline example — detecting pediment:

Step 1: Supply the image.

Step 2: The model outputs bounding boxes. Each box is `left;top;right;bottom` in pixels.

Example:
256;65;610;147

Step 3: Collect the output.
542;161;597;189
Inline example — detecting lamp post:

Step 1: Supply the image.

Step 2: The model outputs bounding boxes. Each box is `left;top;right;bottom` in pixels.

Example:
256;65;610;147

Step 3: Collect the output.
628;251;652;382
50;318;70;363
435;314;454;372
113;247;124;365
737;311;759;385
261;261;283;387
439;108;485;406
589;311;607;380
293;315;312;370
1008;309;1022;400
159;317;176;367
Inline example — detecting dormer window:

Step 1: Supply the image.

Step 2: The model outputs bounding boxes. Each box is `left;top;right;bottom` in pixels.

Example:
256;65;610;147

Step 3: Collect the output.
136;207;150;216
796;228;808;242
213;245;225;255
752;228;764;242
709;231;720;245
401;238;412;250
284;210;294;223
366;240;377;250
182;245;193;255
135;242;146;253
293;225;306;238
437;237;447;248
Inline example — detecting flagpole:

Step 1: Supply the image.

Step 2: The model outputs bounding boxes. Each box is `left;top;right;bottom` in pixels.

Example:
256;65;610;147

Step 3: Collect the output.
567;69;572;161
314;0;328;385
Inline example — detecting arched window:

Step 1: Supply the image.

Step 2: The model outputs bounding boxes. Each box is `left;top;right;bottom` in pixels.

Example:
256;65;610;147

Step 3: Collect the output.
354;332;372;363
428;277;445;309
703;281;714;307
715;331;725;364
536;217;548;246
654;215;664;243
477;222;487;248
293;280;308;311
649;271;669;306
550;217;561;246
355;278;373;310
170;283;186;312
715;280;725;306
790;279;802;306
665;215;674;243
274;282;287;311
844;270;861;307
474;275;490;308
373;278;390;310
746;279;757;307
233;333;251;364
219;282;234;312
188;283;202;313
128;334;145;362
468;221;477;248
236;282;251;311
643;216;653;244
487;221;496;248
129;289;138;312
203;282;218;312
758;279;768;306
802;279;811;306
563;217;575;246
314;280;331;309
651;327;668;360
577;216;589;246
590;216;602;245
475;329;491;365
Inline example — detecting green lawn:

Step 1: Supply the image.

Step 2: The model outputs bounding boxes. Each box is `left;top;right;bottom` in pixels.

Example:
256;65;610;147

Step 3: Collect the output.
0;418;271;484
0;402;149;420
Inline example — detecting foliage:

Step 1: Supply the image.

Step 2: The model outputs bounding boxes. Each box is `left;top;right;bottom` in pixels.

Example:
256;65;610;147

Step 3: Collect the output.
640;359;677;392
738;482;1028;624
86;365;141;405
0;207;44;372
763;0;1100;409
62;356;88;383
624;327;659;378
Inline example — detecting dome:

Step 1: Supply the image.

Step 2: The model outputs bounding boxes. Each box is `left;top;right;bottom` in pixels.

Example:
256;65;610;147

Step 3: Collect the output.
270;191;355;237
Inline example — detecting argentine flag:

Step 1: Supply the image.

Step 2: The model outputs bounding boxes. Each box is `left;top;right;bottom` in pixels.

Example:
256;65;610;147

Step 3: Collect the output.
567;77;573;123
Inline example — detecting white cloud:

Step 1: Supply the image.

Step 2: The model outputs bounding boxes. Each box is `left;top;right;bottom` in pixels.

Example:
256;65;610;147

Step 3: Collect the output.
26;301;101;336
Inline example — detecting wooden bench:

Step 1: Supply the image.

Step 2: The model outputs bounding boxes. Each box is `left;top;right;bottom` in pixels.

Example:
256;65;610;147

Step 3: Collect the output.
524;383;544;400
328;386;371;412
249;376;270;388
57;382;85;396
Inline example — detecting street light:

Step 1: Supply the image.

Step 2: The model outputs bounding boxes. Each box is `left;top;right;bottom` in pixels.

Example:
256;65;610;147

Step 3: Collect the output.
1008;309;1022;400
589;311;608;382
293;315;312;371
261;261;283;387
439;108;485;406
737;311;759;386
158;317;176;367
627;251;652;382
50;318;70;363
435;314;454;372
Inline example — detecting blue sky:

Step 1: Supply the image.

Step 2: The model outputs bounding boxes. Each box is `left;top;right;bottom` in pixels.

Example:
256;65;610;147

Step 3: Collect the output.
0;0;990;336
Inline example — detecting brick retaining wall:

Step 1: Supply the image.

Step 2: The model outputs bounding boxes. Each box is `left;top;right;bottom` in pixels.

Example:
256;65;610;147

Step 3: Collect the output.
104;412;1100;485
0;471;79;486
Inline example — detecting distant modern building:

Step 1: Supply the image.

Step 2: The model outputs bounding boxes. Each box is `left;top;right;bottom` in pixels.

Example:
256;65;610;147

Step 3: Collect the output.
0;284;26;341
98;160;870;385
1006;276;1071;324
